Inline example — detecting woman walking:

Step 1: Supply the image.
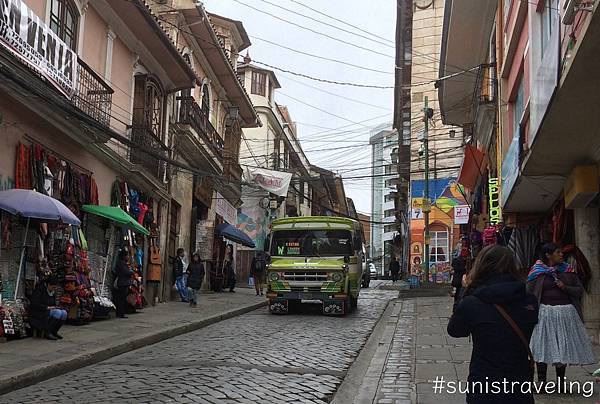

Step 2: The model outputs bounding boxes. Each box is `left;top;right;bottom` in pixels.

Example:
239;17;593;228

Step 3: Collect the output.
223;244;236;293
187;253;205;307
527;242;595;384
448;245;539;403
114;249;133;318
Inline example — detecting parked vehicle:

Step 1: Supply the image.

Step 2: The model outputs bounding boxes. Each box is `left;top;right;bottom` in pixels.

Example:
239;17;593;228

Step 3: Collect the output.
265;216;365;315
369;263;377;280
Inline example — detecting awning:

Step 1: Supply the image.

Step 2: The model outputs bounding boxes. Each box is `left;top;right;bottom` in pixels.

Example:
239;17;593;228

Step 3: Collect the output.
457;145;486;190
82;205;149;236
215;223;255;248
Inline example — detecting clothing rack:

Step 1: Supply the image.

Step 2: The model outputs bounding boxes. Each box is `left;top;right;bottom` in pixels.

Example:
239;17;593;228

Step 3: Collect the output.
22;135;93;176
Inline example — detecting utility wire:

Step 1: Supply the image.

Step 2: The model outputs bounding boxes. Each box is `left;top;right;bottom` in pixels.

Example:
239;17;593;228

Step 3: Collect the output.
229;0;395;59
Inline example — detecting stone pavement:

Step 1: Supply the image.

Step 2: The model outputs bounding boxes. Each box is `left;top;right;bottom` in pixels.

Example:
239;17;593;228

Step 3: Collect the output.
376;296;600;404
0;287;267;395
0;287;398;403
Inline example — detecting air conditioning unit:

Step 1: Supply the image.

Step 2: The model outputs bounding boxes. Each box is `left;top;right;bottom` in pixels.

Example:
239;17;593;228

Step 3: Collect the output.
562;0;582;25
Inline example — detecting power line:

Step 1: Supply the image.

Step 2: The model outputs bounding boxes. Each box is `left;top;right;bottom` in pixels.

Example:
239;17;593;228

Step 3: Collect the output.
279;73;392;111
229;0;394;59
286;0;394;45
252;0;395;49
250;36;394;75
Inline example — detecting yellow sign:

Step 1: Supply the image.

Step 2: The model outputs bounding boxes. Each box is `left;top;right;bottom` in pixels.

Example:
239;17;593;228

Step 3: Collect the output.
488;177;502;225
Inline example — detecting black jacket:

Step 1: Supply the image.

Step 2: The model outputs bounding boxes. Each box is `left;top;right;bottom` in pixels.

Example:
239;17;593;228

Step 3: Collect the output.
29;283;56;329
187;262;205;289
451;256;467;288
389;259;400;274
448;273;538;404
251;257;264;275
174;256;184;278
115;260;133;288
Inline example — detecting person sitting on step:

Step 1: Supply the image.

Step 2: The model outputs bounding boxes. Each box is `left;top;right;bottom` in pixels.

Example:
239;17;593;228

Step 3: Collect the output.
29;275;68;341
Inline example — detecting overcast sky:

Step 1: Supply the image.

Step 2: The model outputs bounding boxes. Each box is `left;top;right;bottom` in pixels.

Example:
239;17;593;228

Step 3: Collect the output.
203;0;396;215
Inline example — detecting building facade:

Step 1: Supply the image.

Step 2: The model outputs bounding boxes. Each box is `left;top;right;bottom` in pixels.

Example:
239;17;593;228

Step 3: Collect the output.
439;0;600;340
369;124;397;276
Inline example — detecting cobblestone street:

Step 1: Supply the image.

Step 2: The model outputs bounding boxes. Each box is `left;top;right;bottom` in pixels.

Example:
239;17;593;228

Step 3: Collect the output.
0;284;397;404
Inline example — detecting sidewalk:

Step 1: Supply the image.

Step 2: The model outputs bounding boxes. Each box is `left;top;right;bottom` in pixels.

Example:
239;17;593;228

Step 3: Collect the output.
412;296;600;403
0;287;267;395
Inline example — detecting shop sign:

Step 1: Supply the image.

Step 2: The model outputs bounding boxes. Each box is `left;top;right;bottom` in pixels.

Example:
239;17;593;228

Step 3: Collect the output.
0;0;78;96
215;192;237;224
454;205;470;225
246;167;293;197
488;177;502;225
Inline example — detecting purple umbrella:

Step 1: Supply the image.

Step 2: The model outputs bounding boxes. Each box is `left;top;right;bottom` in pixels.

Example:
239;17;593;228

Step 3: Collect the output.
0;189;80;299
0;189;80;225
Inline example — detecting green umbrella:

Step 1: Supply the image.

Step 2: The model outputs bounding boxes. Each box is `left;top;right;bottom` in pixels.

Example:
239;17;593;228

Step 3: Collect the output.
81;205;150;235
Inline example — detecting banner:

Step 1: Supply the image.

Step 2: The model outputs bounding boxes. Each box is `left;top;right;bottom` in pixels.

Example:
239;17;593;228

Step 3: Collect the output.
246;167;293;197
454;205;470;225
0;0;77;96
215;192;237;225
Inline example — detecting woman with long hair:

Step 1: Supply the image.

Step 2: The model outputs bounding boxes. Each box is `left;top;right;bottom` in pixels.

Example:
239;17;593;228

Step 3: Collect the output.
527;242;595;384
448;245;539;403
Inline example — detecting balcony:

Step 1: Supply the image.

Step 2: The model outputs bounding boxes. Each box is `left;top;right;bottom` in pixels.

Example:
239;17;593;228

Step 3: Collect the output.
130;126;169;180
177;96;224;159
72;59;114;126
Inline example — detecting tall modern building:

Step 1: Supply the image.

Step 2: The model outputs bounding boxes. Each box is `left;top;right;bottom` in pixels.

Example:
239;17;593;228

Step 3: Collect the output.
370;124;396;276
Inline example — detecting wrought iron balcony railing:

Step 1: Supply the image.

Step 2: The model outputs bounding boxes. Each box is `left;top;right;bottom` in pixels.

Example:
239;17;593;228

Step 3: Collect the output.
130;125;169;180
72;59;114;126
177;95;224;159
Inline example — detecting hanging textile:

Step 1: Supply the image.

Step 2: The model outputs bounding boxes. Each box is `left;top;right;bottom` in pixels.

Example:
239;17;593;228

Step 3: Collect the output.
507;226;540;270
563;244;592;292
15;142;31;190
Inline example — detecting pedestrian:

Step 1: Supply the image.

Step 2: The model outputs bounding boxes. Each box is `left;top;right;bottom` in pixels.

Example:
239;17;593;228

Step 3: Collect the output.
223;244;236;293
450;253;467;312
29;275;67;340
448;245;539;404
114;249;134;318
251;251;265;296
527;242;595;385
174;248;188;302
389;256;400;282
186;253;205;307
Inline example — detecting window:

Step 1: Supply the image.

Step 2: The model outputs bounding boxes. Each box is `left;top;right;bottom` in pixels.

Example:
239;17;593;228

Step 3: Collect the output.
384;224;395;233
49;0;78;50
146;79;163;138
270;229;353;257
384;208;395;218
201;83;210;116
385;165;395;175
429;231;449;263
384;194;395;203
299;181;305;204
251;71;267;96
512;77;524;137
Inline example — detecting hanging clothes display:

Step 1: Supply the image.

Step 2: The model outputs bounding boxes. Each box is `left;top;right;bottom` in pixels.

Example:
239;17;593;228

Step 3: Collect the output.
507;226;540;270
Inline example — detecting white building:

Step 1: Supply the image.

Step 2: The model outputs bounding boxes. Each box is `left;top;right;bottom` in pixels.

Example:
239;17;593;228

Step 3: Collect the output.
370;124;396;276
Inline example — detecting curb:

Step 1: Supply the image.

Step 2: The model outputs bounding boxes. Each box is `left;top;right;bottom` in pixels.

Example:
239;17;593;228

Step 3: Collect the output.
0;300;268;396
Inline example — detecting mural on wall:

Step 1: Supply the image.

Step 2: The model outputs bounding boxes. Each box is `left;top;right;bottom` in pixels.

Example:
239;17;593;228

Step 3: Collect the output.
237;194;269;250
409;179;467;281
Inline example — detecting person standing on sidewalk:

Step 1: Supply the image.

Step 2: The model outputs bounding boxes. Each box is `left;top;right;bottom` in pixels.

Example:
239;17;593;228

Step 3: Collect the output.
451;254;467;312
448;245;539;404
114;249;134;319
389;256;400;282
187;253;205;307
251;251;265;296
173;248;189;302
527;242;595;385
224;244;236;293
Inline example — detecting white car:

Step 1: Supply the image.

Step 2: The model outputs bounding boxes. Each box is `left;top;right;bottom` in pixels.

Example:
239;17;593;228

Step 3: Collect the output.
369;263;377;280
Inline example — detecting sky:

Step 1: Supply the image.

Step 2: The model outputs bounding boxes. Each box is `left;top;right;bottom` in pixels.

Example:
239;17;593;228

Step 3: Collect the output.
202;0;397;215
